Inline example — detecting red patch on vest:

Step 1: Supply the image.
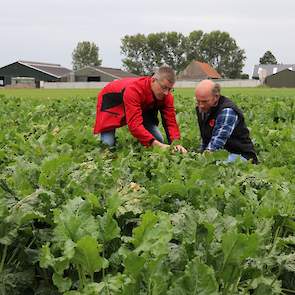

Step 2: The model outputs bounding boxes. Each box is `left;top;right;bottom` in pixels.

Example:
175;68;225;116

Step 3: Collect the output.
209;119;215;127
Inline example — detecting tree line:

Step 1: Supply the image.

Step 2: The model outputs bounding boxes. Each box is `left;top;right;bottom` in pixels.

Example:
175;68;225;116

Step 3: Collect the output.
120;30;246;78
72;31;278;79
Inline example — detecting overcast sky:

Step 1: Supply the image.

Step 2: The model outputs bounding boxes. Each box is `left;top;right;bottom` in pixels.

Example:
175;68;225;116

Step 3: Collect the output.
1;0;294;76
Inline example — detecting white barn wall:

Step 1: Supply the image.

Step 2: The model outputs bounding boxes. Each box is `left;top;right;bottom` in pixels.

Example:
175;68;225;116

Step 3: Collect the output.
43;79;261;89
175;79;261;88
43;82;108;89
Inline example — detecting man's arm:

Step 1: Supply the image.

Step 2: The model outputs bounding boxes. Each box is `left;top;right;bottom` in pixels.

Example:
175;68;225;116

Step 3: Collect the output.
205;108;238;151
160;95;187;153
159;94;181;142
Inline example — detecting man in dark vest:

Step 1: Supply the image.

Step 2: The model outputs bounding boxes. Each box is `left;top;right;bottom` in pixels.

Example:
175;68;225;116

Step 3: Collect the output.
195;79;258;163
94;65;187;153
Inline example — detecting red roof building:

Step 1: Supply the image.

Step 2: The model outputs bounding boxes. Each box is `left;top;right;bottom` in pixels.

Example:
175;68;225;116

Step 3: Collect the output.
177;61;221;80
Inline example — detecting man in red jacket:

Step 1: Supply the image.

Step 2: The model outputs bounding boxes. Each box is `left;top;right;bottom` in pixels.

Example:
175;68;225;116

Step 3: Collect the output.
94;65;187;153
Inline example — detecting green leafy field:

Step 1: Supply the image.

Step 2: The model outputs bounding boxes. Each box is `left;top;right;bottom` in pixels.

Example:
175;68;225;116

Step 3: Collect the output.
1;87;295;99
0;88;295;295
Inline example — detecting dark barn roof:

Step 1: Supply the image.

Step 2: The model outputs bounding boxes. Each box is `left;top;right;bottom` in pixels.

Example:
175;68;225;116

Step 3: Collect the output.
0;60;72;86
17;60;72;78
82;66;138;79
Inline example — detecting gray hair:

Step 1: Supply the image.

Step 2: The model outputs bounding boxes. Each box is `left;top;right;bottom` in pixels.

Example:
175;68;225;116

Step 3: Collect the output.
212;82;221;96
153;65;176;84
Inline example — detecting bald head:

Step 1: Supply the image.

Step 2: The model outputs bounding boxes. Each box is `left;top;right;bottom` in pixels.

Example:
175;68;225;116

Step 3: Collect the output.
195;79;221;97
195;80;221;113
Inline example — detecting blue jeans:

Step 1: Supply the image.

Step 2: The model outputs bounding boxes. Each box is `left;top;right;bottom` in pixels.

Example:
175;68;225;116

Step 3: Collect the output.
224;153;247;163
100;121;166;146
100;129;116;146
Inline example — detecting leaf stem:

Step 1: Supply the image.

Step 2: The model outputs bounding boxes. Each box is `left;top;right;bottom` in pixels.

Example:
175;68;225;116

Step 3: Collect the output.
281;288;295;294
0;245;8;273
0;245;8;295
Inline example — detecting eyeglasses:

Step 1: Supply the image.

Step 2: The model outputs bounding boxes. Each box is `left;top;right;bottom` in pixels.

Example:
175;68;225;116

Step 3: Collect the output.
156;79;174;93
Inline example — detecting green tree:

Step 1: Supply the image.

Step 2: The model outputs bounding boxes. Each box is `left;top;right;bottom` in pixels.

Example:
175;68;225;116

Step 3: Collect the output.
161;32;188;73
121;30;246;78
121;34;149;75
240;73;249;79
185;30;204;64
146;32;167;73
121;32;188;74
259;50;278;64
221;47;246;79
72;41;102;70
199;31;246;78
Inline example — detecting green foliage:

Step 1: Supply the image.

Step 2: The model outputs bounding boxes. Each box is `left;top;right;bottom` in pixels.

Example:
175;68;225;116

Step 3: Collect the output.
72;41;102;70
168;257;219;295
0;89;295;294
200;30;246;78
73;236;107;276
121;30;245;77
121;32;187;75
131;211;172;256
185;30;204;64
120;33;148;75
259;50;278;64
241;73;249;79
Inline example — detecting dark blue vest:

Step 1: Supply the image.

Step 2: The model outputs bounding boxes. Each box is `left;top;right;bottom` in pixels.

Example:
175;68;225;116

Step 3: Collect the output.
196;96;258;164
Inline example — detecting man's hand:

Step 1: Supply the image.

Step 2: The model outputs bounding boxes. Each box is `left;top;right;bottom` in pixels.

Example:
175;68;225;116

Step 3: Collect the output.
173;144;188;154
151;140;170;149
151;141;187;154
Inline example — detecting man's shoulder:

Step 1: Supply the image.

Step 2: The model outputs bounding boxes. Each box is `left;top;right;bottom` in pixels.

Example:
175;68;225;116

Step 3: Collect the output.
220;95;234;105
123;76;150;94
103;77;139;92
123;77;153;104
218;96;245;122
126;76;150;88
219;96;240;111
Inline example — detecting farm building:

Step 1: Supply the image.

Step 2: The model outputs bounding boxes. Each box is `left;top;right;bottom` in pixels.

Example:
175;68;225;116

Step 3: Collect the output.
62;66;138;82
265;69;295;88
252;64;295;80
177;61;221;80
0;60;71;87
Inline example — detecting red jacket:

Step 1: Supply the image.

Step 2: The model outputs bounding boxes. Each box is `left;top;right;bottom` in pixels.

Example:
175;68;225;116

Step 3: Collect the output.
93;77;180;146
